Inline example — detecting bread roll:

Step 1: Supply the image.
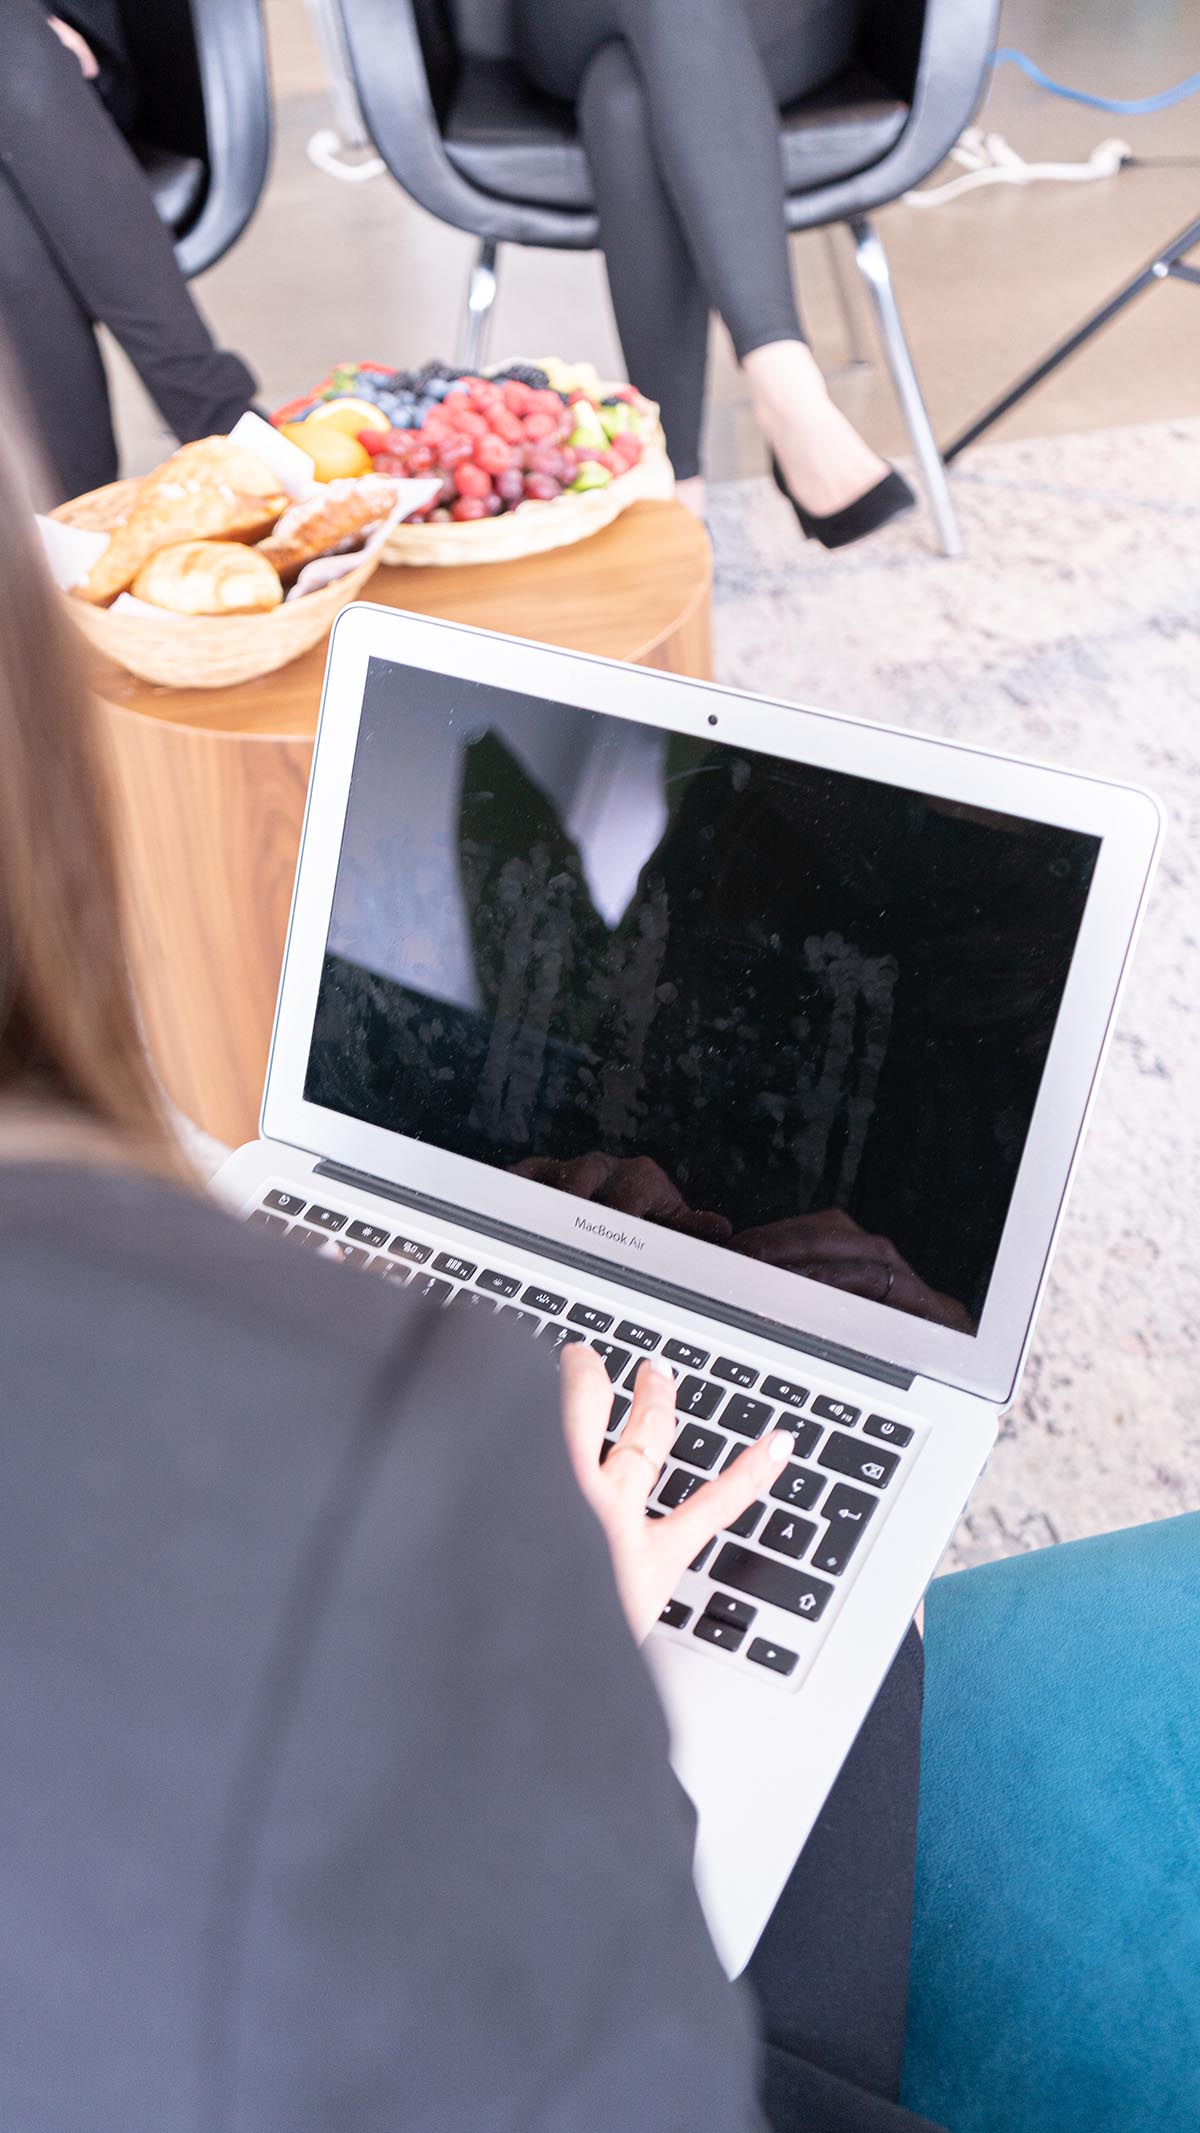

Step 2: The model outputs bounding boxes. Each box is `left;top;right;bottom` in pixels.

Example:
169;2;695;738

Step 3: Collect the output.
131;542;284;616
74;438;289;606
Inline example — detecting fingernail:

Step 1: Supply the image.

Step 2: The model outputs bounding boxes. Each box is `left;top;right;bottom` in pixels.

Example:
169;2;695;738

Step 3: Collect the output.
318;1240;343;1262
648;1355;676;1384
767;1430;793;1465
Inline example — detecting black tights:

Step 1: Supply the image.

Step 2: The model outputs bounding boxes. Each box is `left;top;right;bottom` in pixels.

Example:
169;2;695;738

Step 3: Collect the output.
0;1;256;499
514;0;859;477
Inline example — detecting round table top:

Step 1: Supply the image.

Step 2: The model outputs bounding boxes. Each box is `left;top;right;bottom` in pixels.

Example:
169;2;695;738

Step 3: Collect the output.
90;500;711;740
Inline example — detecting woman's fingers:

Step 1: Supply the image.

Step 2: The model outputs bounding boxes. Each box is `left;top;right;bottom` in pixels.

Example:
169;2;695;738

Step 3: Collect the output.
605;1357;676;1502
655;1427;794;1574
559;1341;615;1507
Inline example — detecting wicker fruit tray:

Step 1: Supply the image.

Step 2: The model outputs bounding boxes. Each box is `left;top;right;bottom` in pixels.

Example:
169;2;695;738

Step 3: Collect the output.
382;440;674;567
51;478;383;689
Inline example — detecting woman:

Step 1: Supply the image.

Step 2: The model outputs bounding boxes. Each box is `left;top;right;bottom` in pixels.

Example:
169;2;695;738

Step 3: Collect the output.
0;3;257;499
0;369;938;2130
513;0;912;544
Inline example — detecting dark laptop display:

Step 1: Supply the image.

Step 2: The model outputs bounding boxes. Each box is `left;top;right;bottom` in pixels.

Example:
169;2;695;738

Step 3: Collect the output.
305;656;1100;1333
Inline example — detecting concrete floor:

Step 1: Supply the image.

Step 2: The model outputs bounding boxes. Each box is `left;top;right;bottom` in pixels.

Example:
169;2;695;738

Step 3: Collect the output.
109;0;1200;478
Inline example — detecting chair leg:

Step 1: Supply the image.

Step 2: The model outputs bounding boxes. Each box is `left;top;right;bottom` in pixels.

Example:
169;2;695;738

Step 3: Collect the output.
849;216;962;559
821;226;871;373
459;239;500;373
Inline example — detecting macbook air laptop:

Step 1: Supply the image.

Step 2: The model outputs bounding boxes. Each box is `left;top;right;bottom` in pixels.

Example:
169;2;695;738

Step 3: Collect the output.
215;603;1160;1978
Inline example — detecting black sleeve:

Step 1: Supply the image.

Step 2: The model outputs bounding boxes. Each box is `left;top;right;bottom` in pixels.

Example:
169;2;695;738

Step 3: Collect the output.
221;1303;769;2133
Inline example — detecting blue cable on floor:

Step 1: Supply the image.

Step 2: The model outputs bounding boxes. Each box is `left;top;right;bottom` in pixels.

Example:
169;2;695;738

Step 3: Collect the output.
991;47;1200;115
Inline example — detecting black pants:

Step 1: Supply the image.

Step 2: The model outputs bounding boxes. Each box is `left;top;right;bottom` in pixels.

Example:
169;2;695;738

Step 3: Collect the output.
0;1;256;500
513;0;859;477
747;1626;944;2133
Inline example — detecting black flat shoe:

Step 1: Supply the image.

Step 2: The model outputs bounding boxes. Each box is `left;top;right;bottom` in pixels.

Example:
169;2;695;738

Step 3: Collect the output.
771;457;915;549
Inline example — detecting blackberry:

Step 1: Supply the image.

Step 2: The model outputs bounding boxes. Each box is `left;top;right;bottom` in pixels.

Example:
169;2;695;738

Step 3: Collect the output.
491;363;551;391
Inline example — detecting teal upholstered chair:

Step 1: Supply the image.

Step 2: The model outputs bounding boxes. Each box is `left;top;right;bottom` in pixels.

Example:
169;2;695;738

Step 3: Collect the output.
904;1513;1200;2133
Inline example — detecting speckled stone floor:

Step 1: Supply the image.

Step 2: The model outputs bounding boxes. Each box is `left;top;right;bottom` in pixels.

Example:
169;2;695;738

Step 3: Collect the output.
706;415;1200;1568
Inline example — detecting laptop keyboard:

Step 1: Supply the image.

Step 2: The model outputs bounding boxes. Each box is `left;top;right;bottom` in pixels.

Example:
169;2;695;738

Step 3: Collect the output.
251;1187;920;1688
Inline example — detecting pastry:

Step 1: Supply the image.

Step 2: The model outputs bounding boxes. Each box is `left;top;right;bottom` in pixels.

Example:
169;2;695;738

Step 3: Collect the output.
131;542;284;616
256;474;400;582
74;438;289;606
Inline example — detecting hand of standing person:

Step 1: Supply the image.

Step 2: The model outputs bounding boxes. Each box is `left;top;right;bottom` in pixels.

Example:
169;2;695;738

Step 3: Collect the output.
560;1345;793;1638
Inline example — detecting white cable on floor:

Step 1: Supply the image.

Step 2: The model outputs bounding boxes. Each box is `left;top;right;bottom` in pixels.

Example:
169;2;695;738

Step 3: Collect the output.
903;128;1131;208
306;129;385;182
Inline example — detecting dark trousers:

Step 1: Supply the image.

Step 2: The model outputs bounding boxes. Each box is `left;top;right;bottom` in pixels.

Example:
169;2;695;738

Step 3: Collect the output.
513;0;859;476
0;1;256;499
748;1627;943;2133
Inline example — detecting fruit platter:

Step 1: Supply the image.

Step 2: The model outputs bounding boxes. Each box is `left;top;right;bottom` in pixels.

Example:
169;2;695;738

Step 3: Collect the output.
271;356;675;567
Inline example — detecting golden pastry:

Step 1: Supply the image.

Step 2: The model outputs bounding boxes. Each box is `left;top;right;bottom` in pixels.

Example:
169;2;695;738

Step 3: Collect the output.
74;438;289;606
256;474;400;582
131;542;284;616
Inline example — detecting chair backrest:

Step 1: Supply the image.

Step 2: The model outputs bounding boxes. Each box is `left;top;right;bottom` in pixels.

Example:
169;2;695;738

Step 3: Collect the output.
118;0;207;160
447;0;517;61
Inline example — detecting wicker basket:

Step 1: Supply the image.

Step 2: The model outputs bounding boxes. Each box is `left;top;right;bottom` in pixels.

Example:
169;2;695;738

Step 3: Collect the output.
381;387;674;568
51;478;383;689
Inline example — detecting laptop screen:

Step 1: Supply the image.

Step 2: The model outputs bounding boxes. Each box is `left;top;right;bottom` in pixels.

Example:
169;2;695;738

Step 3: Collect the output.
305;656;1100;1337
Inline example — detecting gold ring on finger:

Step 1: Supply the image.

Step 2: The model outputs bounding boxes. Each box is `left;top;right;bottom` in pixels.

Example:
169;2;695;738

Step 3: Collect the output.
609;1439;661;1482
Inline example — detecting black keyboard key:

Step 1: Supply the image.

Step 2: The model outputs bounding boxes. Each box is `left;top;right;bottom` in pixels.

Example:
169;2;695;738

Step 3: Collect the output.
345;1219;389;1250
721;1394;772;1440
436;1252;477;1282
569;1302;613;1333
819;1435;900;1490
646;1507;666;1520
713;1356;759;1390
812;1484;879;1575
671;1425;727;1472
770;1464;824;1511
658;1467;705;1510
499;1307;540;1332
541;1323;586;1353
616;1319;662;1353
676;1375;724;1420
710;1544;834;1622
690;1540;715;1574
338;1245;369;1268
660;1599;691;1630
592;1341;632;1382
304;1202;347;1234
364;1255;393;1275
864;1413;913;1448
477;1268;521;1298
448;1287;493;1311
704;1593;756;1629
779;1418;821;1463
249;1210;287;1233
761;1510;817;1561
523;1285;566;1316
663;1337;709;1371
812;1395;860;1429
747;1637;799;1677
761;1375;809;1409
287;1224;325;1248
605;1395;631;1436
412;1275;453;1306
693;1614;747;1652
264;1188;306;1217
727;1499;765;1539
389;1234;432;1266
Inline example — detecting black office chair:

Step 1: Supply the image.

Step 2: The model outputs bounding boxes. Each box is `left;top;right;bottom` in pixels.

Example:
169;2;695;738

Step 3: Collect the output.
332;0;998;555
118;0;272;280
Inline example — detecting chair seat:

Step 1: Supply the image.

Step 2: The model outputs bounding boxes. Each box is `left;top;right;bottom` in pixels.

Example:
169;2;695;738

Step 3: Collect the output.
134;141;207;235
443;59;907;214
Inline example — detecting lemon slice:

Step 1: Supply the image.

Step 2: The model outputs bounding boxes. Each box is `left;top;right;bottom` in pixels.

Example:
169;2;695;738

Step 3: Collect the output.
303;395;392;438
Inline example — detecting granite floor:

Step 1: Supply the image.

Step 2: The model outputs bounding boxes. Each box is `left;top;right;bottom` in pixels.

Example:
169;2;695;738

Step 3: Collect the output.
706;416;1200;1568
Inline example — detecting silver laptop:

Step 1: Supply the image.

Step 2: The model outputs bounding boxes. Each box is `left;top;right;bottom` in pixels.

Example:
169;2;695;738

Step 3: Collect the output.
215;603;1160;1978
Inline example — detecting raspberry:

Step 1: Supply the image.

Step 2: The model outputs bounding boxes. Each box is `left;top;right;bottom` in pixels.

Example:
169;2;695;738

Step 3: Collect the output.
407;441;436;473
475;433;515;475
451;495;488;520
522;412;556;442
437;435;474;469
502;380;536;415
535;389;568;418
488;405;523;444
454;460;493;499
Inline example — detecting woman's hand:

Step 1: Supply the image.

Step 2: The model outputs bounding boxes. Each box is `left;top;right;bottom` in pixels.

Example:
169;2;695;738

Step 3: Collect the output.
514;1151;733;1245
48;16;99;76
560;1344;793;1640
732;1208;974;1333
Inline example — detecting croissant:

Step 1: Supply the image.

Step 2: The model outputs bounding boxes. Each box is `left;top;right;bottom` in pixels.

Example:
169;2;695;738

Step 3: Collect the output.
131;542;284;616
256;474;401;582
73;438;289;606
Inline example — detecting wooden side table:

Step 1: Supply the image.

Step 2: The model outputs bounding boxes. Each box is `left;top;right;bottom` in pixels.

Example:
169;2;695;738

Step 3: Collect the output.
94;500;712;1149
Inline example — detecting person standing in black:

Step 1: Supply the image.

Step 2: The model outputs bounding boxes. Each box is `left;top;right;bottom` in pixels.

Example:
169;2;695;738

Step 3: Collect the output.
0;3;257;498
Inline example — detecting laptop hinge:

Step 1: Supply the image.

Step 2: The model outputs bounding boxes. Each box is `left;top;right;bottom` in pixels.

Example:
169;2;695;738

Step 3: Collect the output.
315;1159;916;1393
